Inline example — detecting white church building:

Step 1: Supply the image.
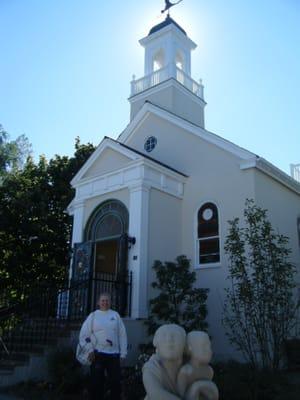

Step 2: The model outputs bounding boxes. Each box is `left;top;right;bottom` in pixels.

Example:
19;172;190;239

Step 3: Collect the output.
67;15;300;359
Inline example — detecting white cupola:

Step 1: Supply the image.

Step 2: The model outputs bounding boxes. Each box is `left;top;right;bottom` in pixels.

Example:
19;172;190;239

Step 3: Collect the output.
142;16;195;76
129;15;206;128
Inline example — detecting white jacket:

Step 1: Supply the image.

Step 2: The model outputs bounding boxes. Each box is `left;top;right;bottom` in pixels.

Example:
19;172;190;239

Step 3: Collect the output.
79;309;127;358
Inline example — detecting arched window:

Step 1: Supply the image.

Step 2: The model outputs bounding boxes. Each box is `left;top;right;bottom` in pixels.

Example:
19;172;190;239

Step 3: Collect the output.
85;199;129;242
175;50;185;70
153;49;165;71
197;202;220;265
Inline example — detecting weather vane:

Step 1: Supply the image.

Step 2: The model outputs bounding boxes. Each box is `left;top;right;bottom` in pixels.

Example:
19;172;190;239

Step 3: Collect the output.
161;0;183;17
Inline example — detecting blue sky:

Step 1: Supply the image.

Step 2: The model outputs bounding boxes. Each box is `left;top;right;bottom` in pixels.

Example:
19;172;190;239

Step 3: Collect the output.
0;0;299;174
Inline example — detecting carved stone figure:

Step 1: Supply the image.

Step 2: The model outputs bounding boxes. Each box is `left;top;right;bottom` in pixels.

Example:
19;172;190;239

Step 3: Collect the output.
142;326;219;400
177;331;218;400
143;324;186;400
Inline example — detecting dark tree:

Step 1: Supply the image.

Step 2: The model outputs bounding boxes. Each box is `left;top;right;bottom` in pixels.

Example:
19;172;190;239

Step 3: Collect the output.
147;255;209;334
0;138;95;305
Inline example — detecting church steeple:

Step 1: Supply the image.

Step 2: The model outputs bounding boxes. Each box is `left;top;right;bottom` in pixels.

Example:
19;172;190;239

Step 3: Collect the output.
129;15;206;128
142;15;194;77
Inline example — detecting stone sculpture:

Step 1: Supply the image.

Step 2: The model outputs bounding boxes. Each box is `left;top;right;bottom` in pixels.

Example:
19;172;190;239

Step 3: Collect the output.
142;325;219;400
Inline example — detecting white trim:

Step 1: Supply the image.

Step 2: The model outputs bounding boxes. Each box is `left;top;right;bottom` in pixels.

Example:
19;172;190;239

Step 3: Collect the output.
290;163;300;183
193;200;222;269
118;102;254;160
194;263;222;271
128;184;150;318
71;138;140;186
118;102;300;196
69;158;187;214
240;157;300;195
139;22;197;50
71;202;85;245
239;158;257;170
129;77;206;107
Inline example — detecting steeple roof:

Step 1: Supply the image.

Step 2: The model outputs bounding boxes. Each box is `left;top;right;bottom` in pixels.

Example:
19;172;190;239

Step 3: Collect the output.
148;15;186;36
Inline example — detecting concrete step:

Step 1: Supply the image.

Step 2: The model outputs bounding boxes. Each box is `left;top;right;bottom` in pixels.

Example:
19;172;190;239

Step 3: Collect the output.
1;345;44;355
0;359;26;370
0;317;82;388
0;353;29;363
0;366;14;376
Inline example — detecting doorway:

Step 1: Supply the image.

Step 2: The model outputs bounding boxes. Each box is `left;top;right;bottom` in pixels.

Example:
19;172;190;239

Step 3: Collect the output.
94;239;118;277
83;200;130;314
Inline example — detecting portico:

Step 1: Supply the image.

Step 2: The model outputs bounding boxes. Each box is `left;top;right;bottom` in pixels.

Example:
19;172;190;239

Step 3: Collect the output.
68;137;187;318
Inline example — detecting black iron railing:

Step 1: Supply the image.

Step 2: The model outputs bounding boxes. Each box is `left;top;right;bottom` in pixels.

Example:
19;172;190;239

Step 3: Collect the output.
0;273;132;361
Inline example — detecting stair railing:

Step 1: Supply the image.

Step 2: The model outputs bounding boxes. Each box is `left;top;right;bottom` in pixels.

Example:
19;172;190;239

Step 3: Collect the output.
0;272;132;362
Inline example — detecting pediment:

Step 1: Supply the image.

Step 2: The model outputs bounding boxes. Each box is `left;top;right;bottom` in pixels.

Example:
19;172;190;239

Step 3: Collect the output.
82;147;133;180
71;139;139;186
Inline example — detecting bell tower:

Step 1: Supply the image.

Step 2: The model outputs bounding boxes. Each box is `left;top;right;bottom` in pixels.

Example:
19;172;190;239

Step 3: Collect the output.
129;15;206;127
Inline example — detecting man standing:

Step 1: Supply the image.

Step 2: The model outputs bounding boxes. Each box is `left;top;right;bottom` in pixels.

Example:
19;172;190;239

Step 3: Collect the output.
79;293;127;400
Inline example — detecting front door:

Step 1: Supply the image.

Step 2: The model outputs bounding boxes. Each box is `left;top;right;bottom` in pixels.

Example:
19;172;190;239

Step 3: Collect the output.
84;199;130;315
94;239;118;277
92;235;129;315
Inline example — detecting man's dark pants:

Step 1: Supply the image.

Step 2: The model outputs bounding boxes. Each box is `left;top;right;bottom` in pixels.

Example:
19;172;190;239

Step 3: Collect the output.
89;352;121;400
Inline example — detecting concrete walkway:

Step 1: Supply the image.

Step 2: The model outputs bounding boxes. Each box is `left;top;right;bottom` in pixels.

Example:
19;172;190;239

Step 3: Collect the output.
0;394;23;400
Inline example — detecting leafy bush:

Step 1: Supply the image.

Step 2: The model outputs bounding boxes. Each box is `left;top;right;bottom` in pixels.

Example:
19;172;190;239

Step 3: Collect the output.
146;255;208;334
224;199;298;370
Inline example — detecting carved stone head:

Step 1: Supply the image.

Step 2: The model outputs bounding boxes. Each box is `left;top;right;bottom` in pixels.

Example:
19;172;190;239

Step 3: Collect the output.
153;324;186;361
186;331;212;364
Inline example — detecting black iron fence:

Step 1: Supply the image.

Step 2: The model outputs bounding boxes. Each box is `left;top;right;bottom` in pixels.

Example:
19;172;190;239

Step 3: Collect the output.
0;273;132;361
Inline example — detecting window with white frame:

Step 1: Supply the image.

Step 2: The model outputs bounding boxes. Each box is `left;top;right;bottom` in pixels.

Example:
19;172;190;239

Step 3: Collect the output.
197;202;220;265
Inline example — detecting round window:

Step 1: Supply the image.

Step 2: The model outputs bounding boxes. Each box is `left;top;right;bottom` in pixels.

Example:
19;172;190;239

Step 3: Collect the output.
144;136;157;152
202;207;213;221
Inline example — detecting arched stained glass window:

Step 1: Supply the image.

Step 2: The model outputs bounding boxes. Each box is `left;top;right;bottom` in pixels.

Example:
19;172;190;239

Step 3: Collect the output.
85;200;128;241
197;202;220;265
95;214;123;239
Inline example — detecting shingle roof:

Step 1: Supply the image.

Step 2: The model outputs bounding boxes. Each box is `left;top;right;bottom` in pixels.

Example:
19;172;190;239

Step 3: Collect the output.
148;15;186;36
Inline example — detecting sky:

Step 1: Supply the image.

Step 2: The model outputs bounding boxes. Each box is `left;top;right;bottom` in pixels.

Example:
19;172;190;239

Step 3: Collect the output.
0;0;299;175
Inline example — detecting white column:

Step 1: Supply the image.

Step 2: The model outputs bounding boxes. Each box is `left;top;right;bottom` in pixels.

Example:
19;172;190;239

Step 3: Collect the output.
128;183;150;319
71;201;85;246
68;201;85;280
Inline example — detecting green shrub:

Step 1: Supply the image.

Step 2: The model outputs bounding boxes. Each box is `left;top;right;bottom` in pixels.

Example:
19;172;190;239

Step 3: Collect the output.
146;255;208;334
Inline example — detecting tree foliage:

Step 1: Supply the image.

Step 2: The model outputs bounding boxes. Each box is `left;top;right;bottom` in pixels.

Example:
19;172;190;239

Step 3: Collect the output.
0;137;95;305
223;199;298;370
146;255;209;334
0;124;31;180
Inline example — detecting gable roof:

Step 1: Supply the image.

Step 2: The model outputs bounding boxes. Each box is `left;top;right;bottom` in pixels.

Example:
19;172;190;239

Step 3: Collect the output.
71;135;187;187
117;101;300;196
118;101;256;160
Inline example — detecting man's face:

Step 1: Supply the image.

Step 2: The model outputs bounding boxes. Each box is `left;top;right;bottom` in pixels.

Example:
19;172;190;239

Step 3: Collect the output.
156;328;184;360
98;295;111;311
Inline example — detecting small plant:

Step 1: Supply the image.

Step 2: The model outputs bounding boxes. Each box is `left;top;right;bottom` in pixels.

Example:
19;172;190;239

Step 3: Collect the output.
146;255;209;334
